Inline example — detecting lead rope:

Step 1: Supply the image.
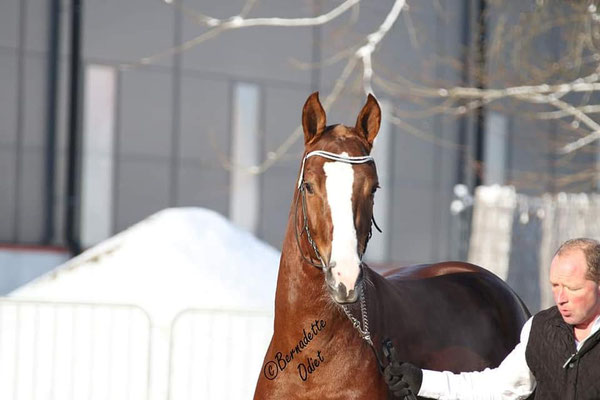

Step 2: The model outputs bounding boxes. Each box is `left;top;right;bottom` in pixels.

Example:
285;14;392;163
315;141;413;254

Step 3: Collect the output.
343;276;415;400
383;339;418;400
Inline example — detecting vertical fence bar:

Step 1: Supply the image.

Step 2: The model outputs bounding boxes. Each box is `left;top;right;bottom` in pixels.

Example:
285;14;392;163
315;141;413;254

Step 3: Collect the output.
49;306;58;400
32;305;40;400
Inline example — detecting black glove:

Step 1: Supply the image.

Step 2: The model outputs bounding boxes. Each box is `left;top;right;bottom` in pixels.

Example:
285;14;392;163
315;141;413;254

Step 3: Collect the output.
383;361;423;398
382;340;423;398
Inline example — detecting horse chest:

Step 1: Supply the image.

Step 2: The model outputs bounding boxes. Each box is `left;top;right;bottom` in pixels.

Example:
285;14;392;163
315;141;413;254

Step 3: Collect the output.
256;327;388;399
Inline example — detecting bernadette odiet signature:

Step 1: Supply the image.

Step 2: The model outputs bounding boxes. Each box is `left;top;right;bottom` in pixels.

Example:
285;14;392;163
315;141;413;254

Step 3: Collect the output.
263;319;326;382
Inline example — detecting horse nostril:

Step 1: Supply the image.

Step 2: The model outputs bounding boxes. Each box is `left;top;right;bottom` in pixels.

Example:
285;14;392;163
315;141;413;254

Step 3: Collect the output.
338;283;348;298
347;288;355;300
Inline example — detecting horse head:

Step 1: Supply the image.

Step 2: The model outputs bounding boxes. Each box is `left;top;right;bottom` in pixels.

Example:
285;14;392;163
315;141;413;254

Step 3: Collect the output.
296;92;381;304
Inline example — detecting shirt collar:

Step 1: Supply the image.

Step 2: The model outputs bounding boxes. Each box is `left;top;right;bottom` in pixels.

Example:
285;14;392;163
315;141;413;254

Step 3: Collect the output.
575;314;600;349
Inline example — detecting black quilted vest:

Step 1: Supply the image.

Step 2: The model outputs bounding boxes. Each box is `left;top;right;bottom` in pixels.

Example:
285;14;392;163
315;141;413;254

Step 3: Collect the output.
526;306;600;400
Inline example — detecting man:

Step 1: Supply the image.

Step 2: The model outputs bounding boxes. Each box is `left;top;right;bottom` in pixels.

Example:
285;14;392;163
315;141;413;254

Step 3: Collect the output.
385;238;600;400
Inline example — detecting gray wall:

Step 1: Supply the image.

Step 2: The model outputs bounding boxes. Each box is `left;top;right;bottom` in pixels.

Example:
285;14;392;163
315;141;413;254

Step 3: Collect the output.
0;1;58;244
1;0;481;267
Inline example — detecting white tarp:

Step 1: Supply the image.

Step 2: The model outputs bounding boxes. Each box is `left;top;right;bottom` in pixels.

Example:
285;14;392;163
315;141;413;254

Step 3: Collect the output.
4;208;280;400
468;185;516;280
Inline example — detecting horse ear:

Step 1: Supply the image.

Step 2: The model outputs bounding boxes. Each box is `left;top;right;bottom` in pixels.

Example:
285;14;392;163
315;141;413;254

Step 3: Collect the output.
355;94;381;148
302;92;326;144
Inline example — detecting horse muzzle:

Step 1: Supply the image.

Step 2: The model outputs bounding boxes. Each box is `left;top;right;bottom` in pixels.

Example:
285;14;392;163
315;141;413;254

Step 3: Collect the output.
325;265;363;304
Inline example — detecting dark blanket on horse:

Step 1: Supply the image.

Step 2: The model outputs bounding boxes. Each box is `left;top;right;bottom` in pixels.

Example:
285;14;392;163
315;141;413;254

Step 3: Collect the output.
348;262;531;375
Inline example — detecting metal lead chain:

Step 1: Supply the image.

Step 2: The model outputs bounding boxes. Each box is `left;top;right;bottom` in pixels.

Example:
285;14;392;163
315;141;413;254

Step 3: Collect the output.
342;280;372;346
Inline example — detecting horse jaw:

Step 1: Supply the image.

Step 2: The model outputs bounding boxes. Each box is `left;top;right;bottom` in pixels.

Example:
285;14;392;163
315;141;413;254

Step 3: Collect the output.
323;154;362;304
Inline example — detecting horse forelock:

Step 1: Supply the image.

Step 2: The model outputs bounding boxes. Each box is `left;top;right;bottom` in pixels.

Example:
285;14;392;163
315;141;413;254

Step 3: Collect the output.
307;124;372;156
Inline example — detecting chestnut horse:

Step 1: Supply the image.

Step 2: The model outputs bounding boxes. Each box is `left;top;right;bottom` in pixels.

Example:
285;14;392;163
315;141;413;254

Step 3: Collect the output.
254;93;530;399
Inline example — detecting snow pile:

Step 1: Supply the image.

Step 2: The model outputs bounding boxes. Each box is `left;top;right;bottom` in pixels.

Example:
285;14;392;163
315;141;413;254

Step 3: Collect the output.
10;207;280;323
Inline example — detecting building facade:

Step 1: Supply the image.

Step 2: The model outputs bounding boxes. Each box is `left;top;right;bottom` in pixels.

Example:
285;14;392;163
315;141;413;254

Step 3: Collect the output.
4;0;588;281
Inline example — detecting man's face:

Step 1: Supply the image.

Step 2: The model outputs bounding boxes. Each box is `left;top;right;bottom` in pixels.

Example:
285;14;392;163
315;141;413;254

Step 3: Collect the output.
550;249;600;328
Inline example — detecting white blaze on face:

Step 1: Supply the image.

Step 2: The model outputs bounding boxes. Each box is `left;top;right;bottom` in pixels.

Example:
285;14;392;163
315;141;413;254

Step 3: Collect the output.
323;152;361;292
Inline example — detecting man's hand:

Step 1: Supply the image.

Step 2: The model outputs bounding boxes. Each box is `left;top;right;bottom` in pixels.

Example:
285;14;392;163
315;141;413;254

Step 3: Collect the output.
383;360;423;398
382;340;423;398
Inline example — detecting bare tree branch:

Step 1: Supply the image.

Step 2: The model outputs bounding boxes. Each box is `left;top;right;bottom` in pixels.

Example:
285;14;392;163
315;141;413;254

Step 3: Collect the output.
356;0;406;94
121;0;361;70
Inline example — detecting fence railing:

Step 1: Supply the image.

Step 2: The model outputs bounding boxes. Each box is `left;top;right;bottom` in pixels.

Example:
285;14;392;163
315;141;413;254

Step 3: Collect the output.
0;299;273;400
0;299;152;400
167;308;273;400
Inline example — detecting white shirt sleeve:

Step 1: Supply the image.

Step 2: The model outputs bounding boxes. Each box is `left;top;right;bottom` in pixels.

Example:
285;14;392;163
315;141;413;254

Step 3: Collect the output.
417;317;536;400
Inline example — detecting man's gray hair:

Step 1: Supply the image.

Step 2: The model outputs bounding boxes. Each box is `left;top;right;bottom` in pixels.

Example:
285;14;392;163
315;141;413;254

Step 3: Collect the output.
555;238;600;282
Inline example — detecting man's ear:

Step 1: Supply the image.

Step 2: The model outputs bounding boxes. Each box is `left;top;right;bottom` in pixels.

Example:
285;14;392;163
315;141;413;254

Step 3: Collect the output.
355;94;381;148
302;92;326;144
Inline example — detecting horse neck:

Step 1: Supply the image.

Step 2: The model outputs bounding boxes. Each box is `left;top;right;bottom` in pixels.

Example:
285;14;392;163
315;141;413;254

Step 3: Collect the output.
274;206;326;316
257;196;387;399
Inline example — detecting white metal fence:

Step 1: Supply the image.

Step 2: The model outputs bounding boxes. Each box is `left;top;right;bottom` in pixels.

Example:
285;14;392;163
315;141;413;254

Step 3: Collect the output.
167;309;272;400
0;299;273;400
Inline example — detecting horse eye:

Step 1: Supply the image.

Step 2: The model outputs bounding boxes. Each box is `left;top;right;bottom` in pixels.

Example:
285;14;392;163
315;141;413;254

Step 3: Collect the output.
370;185;380;195
304;182;314;194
